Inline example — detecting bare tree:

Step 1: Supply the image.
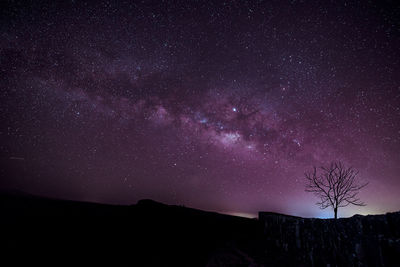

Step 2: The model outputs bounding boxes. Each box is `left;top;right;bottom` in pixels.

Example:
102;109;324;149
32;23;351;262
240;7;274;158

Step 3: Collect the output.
305;161;368;219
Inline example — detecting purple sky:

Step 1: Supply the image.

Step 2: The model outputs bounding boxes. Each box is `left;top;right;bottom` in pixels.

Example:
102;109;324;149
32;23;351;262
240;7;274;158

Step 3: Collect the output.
1;0;399;218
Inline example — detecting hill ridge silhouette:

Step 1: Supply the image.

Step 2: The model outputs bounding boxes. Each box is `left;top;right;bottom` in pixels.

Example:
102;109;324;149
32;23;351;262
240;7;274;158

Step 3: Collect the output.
1;192;399;266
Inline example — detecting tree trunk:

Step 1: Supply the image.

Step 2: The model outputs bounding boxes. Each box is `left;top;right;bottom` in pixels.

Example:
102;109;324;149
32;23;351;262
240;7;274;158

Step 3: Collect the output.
334;207;338;219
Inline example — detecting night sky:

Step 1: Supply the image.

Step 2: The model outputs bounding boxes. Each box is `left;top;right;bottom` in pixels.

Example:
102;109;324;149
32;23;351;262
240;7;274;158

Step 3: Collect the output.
1;0;399;218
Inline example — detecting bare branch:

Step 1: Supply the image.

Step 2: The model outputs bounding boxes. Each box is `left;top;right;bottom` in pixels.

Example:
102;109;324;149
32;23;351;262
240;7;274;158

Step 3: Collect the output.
304;161;368;219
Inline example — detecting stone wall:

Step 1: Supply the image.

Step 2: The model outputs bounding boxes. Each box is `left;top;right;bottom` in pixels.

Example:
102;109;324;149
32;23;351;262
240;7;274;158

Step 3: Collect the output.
258;211;400;266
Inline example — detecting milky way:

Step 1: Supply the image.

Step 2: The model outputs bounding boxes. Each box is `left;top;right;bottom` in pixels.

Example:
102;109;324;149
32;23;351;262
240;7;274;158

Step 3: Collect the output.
1;0;399;218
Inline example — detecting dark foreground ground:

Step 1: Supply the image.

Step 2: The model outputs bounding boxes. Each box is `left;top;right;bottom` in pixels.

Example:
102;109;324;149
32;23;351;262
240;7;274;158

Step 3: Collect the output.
1;192;399;266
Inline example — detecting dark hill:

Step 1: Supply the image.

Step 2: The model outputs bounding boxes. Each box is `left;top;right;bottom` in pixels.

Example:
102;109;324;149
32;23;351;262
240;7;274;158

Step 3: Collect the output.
1;192;399;266
0;193;262;266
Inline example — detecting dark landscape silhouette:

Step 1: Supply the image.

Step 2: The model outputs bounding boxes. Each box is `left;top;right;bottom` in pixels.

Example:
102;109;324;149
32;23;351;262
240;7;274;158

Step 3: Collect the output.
1;191;399;266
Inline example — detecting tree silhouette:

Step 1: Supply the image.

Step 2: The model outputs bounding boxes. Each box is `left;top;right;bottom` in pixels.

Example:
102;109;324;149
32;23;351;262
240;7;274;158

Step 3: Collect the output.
305;161;368;219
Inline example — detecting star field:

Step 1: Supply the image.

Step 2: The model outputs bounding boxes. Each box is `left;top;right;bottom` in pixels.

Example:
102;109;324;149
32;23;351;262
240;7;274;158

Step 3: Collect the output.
1;0;399;218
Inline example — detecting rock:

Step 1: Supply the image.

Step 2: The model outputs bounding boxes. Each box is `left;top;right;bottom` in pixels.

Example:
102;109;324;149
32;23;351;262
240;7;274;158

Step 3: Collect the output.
258;211;400;266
